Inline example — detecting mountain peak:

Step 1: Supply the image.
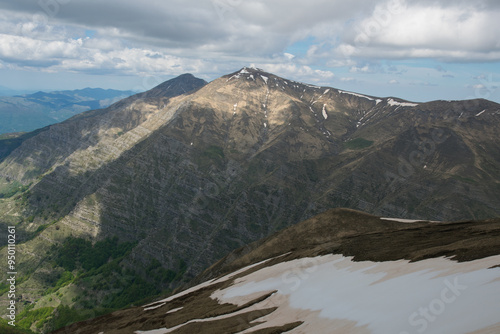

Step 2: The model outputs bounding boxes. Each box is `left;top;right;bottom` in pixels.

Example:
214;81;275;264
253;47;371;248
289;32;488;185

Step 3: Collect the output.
141;73;207;99
224;66;275;81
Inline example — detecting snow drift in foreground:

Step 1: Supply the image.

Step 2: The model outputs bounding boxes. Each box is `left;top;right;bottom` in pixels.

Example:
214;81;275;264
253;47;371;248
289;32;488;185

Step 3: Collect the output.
137;254;500;334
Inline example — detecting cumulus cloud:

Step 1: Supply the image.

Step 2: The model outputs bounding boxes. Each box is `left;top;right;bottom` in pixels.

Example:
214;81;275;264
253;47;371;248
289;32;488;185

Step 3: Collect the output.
254;62;335;84
336;0;500;62
0;0;498;87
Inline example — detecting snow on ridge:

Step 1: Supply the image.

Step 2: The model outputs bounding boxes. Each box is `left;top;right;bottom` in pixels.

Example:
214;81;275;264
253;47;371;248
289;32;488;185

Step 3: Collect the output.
387;98;418;107
143;302;166;311
143;257;277;307
260;75;269;84
338;90;375;101
475;109;486;117
381;217;425;223
166;307;183;314
214;254;500;334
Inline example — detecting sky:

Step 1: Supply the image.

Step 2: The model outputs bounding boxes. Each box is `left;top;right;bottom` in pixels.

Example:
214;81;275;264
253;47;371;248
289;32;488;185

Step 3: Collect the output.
0;0;499;103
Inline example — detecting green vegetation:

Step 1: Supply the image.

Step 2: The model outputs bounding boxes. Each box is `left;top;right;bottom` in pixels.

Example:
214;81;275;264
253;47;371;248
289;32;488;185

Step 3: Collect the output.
44;271;75;295
17;307;54;330
0;318;34;334
0;179;29;199
343;138;374;150
53;236;136;272
48;305;106;331
0;282;9;295
451;174;478;184
27;236;189;332
0;129;43;162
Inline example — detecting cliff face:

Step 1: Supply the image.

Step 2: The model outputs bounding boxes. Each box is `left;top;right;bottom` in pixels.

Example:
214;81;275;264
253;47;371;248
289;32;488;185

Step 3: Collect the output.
0;68;499;332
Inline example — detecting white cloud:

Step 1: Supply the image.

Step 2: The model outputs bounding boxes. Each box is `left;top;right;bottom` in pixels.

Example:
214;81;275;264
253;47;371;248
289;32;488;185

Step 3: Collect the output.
0;0;498;102
254;63;334;84
339;0;500;62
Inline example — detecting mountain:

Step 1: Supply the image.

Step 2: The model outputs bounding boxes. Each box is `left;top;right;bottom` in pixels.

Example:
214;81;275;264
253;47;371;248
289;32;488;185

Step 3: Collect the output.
52;208;500;334
0;86;35;97
0;88;136;134
0;68;499;332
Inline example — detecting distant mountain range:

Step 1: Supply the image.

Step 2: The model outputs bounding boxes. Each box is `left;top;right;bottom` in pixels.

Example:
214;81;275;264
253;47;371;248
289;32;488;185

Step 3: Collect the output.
0;88;135;135
0;68;499;332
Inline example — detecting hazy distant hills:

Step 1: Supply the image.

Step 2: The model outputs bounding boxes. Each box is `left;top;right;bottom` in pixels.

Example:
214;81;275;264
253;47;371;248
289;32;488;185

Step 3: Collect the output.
0;88;135;134
0;68;499;332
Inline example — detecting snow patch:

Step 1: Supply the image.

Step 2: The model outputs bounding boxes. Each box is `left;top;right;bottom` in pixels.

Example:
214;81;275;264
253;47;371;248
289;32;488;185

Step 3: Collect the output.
216;254;500;334
387;98;418;107
339;90;375;101
260;75;268;84
143;258;276;308
143;303;166;311
166;307;183;314
322;104;328;120
475;109;486;117
381;217;427;223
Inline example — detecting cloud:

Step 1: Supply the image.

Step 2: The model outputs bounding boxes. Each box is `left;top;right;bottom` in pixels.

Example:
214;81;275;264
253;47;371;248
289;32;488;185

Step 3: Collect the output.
250;62;334;84
0;0;499;87
338;0;500;62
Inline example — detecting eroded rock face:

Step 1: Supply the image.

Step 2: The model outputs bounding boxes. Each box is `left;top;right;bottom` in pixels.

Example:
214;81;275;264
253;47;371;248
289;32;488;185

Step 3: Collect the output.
1;69;500;332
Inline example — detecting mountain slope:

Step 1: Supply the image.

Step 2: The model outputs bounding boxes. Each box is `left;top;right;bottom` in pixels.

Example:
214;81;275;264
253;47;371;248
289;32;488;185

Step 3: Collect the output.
0;68;499;332
0;88;136;135
52;208;500;334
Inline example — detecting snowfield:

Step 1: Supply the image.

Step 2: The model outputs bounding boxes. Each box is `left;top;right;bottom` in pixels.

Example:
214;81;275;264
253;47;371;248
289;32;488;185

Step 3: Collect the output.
137;254;500;334
387;98;419;107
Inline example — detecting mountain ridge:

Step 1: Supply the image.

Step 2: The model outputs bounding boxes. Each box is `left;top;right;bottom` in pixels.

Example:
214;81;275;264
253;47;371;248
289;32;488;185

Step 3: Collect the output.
0;88;137;135
0;68;499;332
